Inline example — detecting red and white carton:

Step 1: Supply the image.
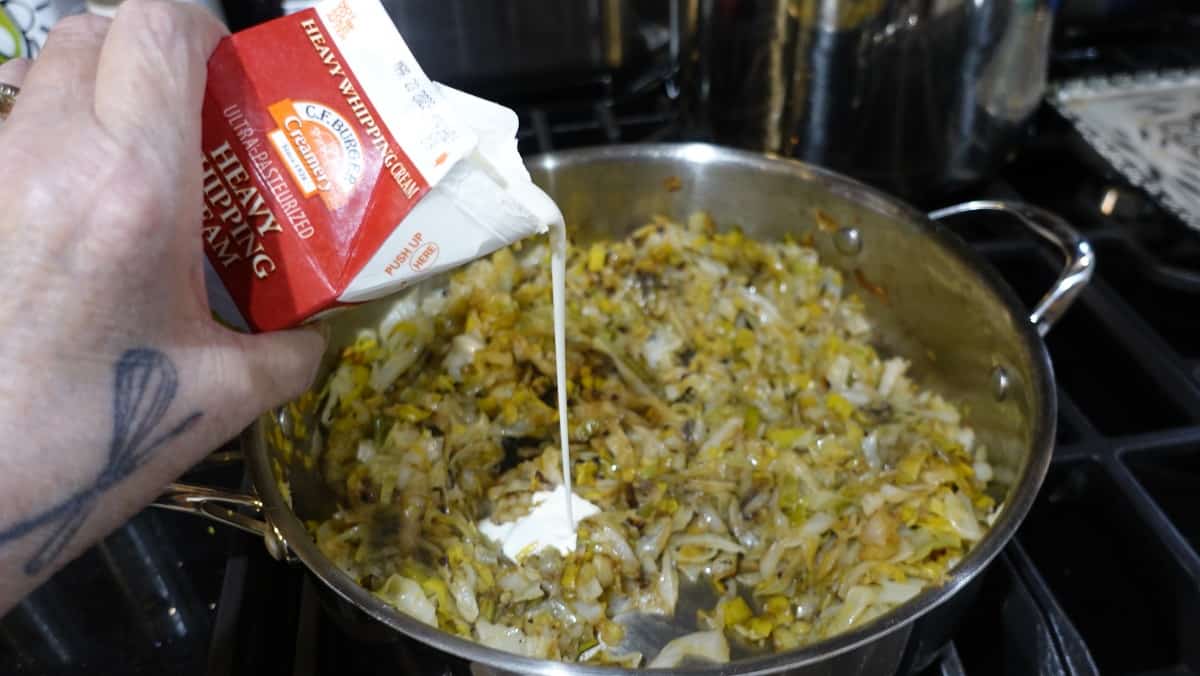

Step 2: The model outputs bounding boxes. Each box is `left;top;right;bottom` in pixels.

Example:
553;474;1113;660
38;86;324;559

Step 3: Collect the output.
200;0;560;331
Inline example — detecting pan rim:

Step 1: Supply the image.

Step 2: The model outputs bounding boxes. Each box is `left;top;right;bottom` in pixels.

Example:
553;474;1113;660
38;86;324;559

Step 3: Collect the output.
246;142;1057;676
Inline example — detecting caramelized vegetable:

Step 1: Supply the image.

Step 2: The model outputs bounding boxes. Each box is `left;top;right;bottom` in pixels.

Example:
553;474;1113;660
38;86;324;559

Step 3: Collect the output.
305;214;999;666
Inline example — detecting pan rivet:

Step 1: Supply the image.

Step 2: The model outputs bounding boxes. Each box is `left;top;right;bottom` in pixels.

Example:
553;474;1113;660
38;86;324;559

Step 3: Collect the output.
834;227;863;255
992;366;1011;401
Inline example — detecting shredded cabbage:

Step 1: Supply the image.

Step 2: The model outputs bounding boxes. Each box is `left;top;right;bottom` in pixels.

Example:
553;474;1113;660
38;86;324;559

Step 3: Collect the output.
375;575;436;626
647;630;730;668
299;214;1002;665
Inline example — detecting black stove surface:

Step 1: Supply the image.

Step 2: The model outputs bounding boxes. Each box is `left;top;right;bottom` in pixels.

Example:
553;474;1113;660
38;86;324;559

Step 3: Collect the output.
0;463;241;675
5;7;1200;676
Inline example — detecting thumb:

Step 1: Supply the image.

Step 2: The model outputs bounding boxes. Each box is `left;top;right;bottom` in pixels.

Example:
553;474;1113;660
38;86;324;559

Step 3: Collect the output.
203;325;327;432
235;326;327;408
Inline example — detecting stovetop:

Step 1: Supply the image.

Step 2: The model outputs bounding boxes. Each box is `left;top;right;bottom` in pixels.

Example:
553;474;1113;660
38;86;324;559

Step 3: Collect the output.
5;7;1200;676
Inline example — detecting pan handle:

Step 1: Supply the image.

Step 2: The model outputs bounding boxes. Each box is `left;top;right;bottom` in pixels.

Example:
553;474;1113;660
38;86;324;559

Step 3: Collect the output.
927;200;1095;336
151;452;292;561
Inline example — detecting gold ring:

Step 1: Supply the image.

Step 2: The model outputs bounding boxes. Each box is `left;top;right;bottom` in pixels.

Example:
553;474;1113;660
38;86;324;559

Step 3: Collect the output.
0;82;18;121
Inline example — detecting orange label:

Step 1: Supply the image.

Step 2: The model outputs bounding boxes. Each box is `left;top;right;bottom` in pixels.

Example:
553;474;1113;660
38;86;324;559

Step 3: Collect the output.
267;98;365;211
200;6;431;332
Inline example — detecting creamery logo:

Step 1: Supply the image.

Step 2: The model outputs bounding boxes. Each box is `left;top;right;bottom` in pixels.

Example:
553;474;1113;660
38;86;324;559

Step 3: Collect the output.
268;98;364;210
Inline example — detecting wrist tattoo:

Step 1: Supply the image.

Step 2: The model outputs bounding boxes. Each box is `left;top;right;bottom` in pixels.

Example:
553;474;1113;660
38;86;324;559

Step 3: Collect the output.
0;348;202;575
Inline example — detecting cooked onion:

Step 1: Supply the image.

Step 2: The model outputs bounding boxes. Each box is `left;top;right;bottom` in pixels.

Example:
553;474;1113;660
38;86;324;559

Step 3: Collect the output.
303;214;1001;666
648;630;730;668
376;575;436;626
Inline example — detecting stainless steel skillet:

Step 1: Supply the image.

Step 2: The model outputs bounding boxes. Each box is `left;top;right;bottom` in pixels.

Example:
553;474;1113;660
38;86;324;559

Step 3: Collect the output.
158;143;1094;675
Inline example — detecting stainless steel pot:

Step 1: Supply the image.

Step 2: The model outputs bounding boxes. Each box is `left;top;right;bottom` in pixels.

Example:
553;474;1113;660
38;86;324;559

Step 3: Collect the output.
156;144;1093;675
684;0;1057;199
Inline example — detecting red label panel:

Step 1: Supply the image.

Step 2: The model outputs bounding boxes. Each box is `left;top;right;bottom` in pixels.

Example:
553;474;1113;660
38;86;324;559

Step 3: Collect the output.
200;8;429;331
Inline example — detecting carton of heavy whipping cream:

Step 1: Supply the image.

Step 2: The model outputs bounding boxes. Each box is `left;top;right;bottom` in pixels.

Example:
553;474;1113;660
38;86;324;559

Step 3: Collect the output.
199;0;560;331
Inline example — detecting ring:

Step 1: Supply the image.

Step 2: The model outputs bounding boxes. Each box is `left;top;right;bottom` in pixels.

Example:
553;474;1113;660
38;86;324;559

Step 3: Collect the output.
0;81;18;121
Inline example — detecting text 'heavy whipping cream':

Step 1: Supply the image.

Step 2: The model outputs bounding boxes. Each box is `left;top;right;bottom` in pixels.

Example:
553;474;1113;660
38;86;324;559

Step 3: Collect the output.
201;0;588;554
200;0;560;332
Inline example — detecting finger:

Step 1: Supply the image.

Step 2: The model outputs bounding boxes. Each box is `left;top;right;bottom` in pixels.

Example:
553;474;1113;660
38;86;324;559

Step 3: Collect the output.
13;14;110;117
93;0;226;157
0;58;30;88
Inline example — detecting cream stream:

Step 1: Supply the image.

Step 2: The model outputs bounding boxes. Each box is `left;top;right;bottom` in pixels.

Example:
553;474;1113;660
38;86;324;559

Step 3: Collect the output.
550;220;575;529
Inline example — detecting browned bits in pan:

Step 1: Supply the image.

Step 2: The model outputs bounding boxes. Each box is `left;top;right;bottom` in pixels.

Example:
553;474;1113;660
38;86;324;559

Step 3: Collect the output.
815;208;839;232
854;268;889;302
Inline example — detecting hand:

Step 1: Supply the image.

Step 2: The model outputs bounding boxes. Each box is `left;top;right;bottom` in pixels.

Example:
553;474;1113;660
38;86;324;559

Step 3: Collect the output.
0;1;324;610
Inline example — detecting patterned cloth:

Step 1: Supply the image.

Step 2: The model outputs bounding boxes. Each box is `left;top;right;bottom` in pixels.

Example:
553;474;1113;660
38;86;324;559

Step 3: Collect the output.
1052;71;1200;232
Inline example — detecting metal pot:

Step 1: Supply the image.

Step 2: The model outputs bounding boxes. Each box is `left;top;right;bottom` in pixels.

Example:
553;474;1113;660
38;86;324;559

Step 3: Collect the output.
684;0;1057;199
157;144;1093;675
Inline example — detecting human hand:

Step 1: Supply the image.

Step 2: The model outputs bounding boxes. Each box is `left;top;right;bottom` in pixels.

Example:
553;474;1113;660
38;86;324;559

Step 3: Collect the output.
0;0;324;610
